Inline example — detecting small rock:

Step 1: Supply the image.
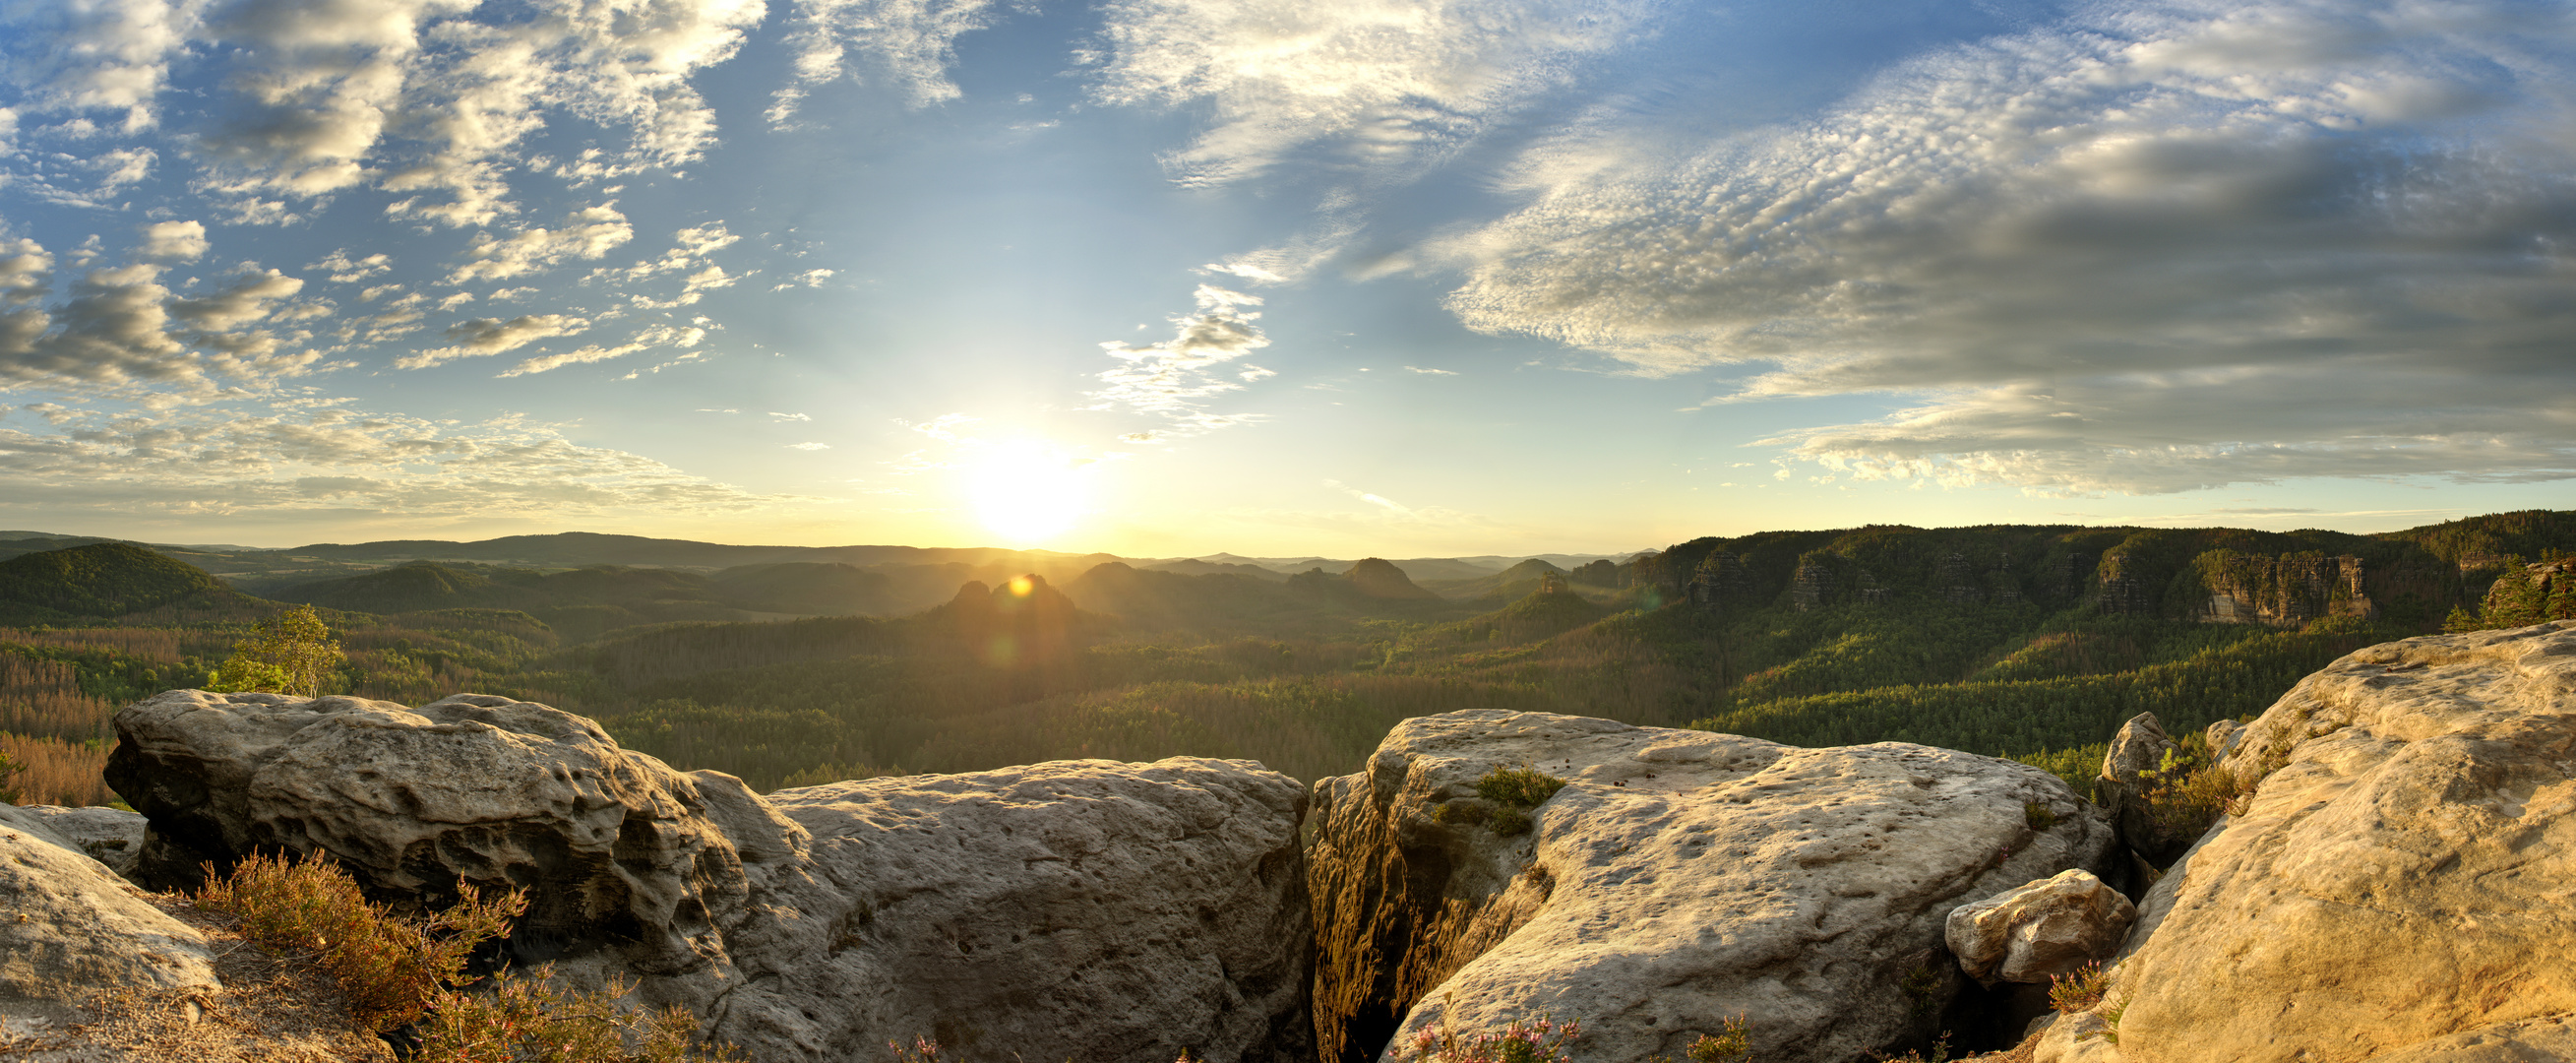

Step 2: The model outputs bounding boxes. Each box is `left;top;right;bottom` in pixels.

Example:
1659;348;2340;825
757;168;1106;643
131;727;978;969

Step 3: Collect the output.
2202;719;2245;766
1946;869;2136;985
2033;1010;2125;1063
0;805;147;881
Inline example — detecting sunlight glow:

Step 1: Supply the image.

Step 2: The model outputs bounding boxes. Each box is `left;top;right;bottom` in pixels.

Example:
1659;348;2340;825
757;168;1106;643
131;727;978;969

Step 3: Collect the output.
965;441;1091;544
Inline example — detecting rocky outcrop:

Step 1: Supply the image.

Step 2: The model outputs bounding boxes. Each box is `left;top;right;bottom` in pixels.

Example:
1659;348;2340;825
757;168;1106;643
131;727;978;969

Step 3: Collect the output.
2094;713;2184;866
726;761;1314;1063
1308;710;2115;1063
2196;551;2373;625
102;689;1314;1063
0;814;219;1032
2096;620;2576;1063
1945;870;2134;985
103;689;799;988
1688;551;1754;612
0;803;146;881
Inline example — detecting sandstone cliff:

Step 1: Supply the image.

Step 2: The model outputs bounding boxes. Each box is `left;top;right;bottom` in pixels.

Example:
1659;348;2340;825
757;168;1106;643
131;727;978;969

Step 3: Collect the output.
1307;711;2113;1063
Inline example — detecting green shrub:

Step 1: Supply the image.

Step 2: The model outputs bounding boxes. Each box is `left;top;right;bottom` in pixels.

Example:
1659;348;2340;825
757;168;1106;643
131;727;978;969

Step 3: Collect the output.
2024;801;2059;829
1474;766;1566;808
1487;807;1533;836
1435;802;1492;828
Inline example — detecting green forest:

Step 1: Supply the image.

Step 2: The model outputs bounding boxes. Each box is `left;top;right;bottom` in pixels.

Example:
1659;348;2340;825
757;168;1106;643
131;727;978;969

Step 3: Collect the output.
4;511;2572;806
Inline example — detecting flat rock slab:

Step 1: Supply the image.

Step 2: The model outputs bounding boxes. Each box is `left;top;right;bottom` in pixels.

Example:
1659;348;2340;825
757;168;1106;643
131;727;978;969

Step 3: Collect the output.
1309;710;2114;1063
720;758;1313;1063
2113;620;2576;1063
0;820;218;1023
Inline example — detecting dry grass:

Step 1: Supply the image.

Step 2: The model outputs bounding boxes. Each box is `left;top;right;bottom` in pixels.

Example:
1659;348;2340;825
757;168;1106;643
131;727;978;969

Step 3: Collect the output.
0;889;398;1062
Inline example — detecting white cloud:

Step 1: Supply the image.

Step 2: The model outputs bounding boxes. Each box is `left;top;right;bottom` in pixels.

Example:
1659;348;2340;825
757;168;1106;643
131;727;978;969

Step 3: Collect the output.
0;241;322;398
0;398;811;519
448;204;634;283
1088;0;1664;185
1441;0;2576;494
308;250;393;283
160;0;766;225
1403;365;1454;375
768;411;810;421
495;323;701;377
1088;284;1272;436
769;267;834;290
398;312;589;369
786;440;829;450
769;0;1001;123
134;219;206;262
0;0;195;132
899;411;976;441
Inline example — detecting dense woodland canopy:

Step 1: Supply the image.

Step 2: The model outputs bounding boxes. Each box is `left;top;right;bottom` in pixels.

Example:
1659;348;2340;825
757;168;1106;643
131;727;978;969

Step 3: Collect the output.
2;512;2570;806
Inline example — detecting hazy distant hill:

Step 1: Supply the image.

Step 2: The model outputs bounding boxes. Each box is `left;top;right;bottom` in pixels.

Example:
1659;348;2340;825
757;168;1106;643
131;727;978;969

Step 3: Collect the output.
1064;562;1307;628
1421;558;1588;602
0;542;266;622
709;562;901;615
1139;558;1292;582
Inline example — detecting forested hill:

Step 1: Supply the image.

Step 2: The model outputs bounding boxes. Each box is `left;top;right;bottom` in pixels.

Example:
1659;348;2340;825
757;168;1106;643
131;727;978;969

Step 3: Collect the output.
1620;513;2573;630
4;511;2570;809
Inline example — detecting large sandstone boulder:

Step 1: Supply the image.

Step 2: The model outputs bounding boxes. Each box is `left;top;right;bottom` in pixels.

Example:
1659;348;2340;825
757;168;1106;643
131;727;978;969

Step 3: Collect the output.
0;815;219;1033
1308;710;2115;1063
708;760;1314;1063
104;690;805;985
102;689;1315;1063
2103;620;2576;1063
1945;869;2134;986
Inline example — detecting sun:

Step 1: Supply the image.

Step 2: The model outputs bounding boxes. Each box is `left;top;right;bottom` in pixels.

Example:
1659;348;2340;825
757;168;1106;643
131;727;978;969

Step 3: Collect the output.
963;440;1090;544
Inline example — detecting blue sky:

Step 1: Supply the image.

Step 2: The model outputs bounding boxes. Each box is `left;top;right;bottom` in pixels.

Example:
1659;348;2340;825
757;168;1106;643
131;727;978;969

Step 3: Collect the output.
0;0;2569;557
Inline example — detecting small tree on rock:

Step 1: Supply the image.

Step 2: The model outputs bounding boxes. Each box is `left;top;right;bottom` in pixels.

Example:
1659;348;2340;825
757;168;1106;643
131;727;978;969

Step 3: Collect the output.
214;604;345;698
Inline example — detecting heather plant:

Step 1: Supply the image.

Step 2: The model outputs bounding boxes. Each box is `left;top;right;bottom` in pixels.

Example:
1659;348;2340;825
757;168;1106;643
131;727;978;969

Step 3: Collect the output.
1650;1015;1751;1063
1408;1012;1581;1063
2049;962;2110;1014
1474;765;1568;808
200;850;741;1061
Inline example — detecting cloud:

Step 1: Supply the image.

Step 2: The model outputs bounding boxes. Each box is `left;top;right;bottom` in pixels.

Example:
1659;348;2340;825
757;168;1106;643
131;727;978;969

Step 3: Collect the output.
768;411;810;421
1088;0;1664;185
768;0;1002;122
448;204;635;283
1088;284;1273;436
148;0;766;225
786;441;830;450
0;398;812;519
308;250;392;283
0;0;194;132
769;267;835;290
134;219;206;262
495;323;701;377
0;240;322;398
1441;0;2576;494
900;412;976;440
1404;365;1455;375
398;313;589;369
1323;478;1411;515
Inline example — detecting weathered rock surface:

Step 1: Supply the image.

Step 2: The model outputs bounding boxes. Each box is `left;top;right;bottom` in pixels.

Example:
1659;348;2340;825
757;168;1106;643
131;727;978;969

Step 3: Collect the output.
1308;710;2115;1063
1945;869;2134;985
0;816;218;1030
716;760;1314;1063
2106;620;2576;1063
0;804;148;880
103;689;1314;1063
2095;713;2180;862
105;689;802;985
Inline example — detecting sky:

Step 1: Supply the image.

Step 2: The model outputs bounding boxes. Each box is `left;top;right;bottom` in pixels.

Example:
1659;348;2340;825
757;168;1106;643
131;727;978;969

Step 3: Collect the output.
0;0;2569;558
